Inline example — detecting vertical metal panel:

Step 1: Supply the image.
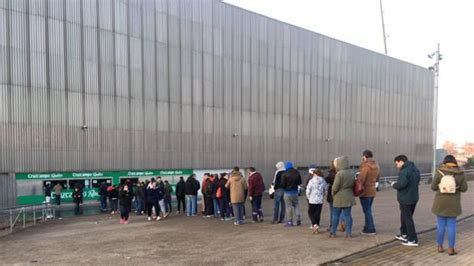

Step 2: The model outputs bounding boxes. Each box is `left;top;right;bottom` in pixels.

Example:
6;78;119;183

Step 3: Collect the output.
0;0;434;185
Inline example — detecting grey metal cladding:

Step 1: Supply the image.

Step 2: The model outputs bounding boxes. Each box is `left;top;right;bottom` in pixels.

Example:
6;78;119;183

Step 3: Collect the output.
0;0;433;190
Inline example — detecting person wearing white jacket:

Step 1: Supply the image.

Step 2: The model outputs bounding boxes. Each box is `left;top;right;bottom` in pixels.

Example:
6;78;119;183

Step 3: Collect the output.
306;168;328;234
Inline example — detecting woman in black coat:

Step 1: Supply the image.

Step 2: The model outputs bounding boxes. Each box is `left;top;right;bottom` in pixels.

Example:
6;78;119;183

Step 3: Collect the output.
119;185;133;224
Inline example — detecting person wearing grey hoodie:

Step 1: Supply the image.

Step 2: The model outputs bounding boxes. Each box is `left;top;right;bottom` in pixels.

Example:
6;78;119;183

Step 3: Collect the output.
330;156;356;238
272;161;286;224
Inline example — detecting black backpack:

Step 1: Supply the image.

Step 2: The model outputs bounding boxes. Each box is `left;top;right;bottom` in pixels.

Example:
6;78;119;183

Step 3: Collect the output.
205;180;213;196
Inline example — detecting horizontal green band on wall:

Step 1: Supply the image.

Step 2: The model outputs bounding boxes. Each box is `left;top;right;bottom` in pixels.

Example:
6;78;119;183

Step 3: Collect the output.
17;188;101;205
15;169;194;180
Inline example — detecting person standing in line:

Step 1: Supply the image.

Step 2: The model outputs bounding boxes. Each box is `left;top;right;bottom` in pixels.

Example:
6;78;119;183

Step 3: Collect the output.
272;161;286;224
282;161;302;227
203;174;216;218
358;150;381;236
200;174;209;215
156;177;168;219
330;156;355;238
53;183;63;206
211;174;221;217
306;168;327;234
146;180;160;221
247;167;265;223
44;184;52;204
119;185;133;224
325;161;340;231
175;176;186;214
431;155;468;255
392;155;420;247
218;172;232;221
163;180;173;213
226;167;247;225
135;182;145;215
98;182;108;212
184;174;200;216
72;187;83;215
109;185;119;214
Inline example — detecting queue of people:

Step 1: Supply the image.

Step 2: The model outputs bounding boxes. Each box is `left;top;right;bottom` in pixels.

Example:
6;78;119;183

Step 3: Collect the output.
48;151;468;255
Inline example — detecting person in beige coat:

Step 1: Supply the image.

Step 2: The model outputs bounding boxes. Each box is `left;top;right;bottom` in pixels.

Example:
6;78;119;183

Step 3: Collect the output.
330;156;355;238
226;167;247;225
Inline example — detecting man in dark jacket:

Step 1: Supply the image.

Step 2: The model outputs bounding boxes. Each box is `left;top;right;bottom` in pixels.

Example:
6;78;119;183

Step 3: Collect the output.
273;161;286;224
247;167;265;222
282;161;302;227
146;181;161;221
184;174;200;216
392;155;420;247
98;182;108;212
72;187;83;215
175;176;186;214
135;182;145;215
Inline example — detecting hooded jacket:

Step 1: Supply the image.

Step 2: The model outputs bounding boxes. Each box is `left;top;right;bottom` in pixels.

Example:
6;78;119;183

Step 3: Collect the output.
273;161;286;190
358;158;381;197
332;156;356;208
185;176;200;196
248;172;265;197
431;163;468;217
393;161;420;205
175;180;186;197
282;161;302;194
226;171;247;203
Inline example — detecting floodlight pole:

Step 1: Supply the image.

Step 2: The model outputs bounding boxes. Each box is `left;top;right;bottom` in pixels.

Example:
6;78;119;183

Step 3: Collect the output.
432;43;441;179
379;0;388;55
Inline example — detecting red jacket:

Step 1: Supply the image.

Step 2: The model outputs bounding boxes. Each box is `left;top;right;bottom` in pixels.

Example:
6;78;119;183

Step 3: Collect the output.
248;172;265;197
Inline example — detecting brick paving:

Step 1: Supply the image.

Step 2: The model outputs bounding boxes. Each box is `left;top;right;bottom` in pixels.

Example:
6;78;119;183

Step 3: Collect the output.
337;216;474;265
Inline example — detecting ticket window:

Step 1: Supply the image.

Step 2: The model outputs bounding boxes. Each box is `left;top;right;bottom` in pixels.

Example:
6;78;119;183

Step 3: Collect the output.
91;178;112;188
49;180;67;189
120;178;139;187
68;179;86;190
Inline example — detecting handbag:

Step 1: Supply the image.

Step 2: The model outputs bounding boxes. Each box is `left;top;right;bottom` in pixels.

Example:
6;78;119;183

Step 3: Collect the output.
353;177;364;197
216;187;223;199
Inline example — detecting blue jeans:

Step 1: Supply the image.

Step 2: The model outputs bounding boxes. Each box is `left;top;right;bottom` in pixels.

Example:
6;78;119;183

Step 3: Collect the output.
273;189;285;222
360;197;376;233
111;199;118;212
437;216;457;248
234;203;244;224
331;206;352;236
100;195;107;211
135;197;144;214
251;195;263;221
213;198;220;216
284;193;301;224
186;195;197;216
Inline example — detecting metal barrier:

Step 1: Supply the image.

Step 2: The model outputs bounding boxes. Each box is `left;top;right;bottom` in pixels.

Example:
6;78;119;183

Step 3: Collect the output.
378;169;474;190
0;202;56;234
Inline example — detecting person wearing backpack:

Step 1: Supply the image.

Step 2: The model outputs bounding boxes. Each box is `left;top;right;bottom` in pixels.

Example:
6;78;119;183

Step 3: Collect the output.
203;174;215;217
218;172;232;221
431;155;468;255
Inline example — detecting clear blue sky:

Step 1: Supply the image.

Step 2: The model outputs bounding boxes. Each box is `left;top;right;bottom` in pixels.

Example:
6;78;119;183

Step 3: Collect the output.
225;0;474;148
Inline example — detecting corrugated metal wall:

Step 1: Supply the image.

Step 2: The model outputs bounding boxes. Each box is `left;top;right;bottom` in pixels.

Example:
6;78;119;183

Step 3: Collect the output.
0;173;16;208
0;0;434;201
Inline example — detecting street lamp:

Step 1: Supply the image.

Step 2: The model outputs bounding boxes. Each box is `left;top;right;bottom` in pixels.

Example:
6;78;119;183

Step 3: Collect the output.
428;43;442;179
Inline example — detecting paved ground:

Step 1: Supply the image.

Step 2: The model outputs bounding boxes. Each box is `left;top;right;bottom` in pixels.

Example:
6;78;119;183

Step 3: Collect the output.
0;182;472;265
331;216;474;265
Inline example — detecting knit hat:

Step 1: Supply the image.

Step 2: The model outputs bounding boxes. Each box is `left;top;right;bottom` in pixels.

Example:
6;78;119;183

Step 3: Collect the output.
285;161;294;169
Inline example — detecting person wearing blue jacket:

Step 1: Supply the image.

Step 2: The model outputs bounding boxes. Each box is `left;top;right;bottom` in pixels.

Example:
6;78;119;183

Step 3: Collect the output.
392;155;420;247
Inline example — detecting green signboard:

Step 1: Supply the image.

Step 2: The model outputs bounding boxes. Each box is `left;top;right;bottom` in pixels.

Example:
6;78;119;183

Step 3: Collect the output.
17;188;100;205
15;169;194;180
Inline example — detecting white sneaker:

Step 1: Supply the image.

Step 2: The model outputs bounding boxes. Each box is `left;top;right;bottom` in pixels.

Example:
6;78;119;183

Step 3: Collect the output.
157;216;162;221
401;240;419;247
395;234;408;241
147;217;151;221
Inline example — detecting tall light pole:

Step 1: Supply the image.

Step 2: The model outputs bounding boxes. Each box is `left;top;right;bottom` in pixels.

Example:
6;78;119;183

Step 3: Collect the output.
429;43;442;178
379;0;388;55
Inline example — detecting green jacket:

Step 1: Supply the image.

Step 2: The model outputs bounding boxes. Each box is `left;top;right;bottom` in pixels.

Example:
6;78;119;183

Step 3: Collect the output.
393;161;420;205
431;164;468;217
332;156;356;208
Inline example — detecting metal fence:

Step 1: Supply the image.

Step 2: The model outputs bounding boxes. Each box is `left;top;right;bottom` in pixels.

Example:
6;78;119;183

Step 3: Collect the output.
0;202;56;235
